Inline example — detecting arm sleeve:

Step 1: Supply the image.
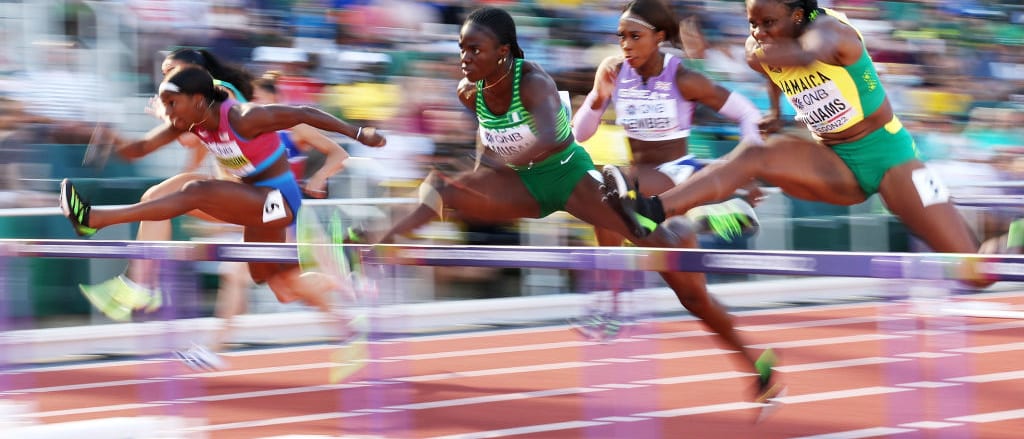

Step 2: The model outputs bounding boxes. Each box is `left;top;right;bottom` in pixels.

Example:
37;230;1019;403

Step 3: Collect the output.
571;91;607;142
717;91;764;145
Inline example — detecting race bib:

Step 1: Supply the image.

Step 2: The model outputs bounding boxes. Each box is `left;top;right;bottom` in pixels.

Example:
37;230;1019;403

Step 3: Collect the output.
615;97;678;140
262;189;287;223
479;124;536;157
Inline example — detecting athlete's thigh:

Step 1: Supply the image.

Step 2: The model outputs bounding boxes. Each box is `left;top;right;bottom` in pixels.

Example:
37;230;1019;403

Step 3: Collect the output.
878;160;977;253
627;164;678;195
747;134;865;204
443;166;540;222
188;180;293;227
564;171;640;237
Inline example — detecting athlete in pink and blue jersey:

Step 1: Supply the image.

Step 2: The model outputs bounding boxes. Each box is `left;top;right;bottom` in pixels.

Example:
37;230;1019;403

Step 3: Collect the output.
60;66;385;315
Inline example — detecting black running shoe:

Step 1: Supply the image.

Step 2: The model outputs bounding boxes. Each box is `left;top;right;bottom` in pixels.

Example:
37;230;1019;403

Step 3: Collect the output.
59;178;98;237
600;165;663;239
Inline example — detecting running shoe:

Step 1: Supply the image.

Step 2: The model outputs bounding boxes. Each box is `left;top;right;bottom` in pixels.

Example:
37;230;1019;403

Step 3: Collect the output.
78;275;161;322
568;312;626;343
686;198;760;242
753;348;787;423
59;178;97;237
175;342;227;371
600;165;664;239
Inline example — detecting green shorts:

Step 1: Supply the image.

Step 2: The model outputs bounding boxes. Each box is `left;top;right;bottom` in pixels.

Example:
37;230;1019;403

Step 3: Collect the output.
510;143;596;218
830;116;918;195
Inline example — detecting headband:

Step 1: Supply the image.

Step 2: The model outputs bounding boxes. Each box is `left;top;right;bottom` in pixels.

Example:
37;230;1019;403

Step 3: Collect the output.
622;15;655;30
158;82;180;94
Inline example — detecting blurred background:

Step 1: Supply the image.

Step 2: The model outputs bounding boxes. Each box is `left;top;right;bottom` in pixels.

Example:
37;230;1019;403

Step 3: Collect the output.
0;0;1022;332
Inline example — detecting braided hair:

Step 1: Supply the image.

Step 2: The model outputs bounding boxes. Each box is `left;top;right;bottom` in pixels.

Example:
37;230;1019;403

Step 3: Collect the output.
166;48;255;101
464;7;525;59
782;0;823;25
622;0;682;48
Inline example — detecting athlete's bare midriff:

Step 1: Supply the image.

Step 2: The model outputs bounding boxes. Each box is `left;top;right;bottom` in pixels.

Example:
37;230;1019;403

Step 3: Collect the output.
629;137;689;165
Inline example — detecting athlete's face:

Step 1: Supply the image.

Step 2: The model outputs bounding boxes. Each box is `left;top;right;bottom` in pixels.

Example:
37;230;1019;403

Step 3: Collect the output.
747;0;801;47
159;87;205;131
617;14;664;70
458;22;508;82
161;58;191;77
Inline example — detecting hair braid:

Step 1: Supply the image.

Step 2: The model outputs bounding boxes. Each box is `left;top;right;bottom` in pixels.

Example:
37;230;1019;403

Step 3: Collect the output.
465;7;525;59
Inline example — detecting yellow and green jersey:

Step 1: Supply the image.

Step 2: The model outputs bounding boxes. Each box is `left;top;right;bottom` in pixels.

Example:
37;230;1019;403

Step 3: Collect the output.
759;9;886;135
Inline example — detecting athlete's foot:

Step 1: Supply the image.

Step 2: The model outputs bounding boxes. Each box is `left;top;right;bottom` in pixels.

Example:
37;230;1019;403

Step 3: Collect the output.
600;165;665;239
59;178;98;237
686;198;760;242
753;348;787;423
79;275;162;322
175;342;227;371
568;312;626;343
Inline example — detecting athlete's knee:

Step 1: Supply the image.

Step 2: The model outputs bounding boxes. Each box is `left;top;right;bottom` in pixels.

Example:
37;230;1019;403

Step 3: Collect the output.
419;171;452;217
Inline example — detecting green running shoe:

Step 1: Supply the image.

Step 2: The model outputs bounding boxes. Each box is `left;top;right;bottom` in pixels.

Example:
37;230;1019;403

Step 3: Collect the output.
59;178;98;237
686;198;760;242
754;348;787;423
78;275;160;321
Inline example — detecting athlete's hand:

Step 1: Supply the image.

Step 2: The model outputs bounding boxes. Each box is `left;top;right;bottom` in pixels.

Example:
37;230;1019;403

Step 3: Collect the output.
144;95;167;121
593;58;620;103
303;177;329;199
357;126;386;147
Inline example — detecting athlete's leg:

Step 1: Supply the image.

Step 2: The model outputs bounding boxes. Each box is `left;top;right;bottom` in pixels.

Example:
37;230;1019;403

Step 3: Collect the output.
877;160;990;287
127;172;218;288
657;134;867;218
566;173;769;389
376;166;541;243
85;179;295;229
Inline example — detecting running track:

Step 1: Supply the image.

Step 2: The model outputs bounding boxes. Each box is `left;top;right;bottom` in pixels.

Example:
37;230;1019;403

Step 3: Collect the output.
4;292;1024;438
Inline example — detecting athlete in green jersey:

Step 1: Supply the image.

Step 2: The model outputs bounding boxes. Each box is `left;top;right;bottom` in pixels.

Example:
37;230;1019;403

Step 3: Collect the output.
371;5;783;409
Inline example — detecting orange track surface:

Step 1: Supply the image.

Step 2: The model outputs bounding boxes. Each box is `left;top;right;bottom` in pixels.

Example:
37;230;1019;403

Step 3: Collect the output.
6;293;1024;438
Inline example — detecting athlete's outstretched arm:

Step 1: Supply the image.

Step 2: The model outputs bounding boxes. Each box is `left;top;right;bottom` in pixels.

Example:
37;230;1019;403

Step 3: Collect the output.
234;104;385;147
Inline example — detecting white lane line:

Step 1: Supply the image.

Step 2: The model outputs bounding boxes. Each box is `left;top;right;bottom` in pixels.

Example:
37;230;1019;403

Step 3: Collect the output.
946;342;1024;354
897;352;958;359
751;333;906;349
593;384;647;389
593;358;647;363
776;357;911;373
180;384;364;402
385;387;609;410
428;420;609;439
631;330;710;339
740;315;906;332
594;416;648;422
189;411;368;432
790;427;915;439
31;403;166;419
946;370;1024;383
383;340;596;361
634;402;763;418
633;371;752;386
899;421;962;429
6;379;167;394
182;362;341;378
895;329;954;336
632;348;735;360
898;381;960;389
947;408;1024;423
393;362;605;382
775;386;914;404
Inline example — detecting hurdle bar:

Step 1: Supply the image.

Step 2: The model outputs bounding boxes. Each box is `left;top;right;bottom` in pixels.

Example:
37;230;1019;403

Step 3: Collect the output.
2;239;1024;282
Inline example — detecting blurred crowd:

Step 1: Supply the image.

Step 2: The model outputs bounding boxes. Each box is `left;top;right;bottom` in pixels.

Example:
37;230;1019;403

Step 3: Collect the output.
0;0;1022;210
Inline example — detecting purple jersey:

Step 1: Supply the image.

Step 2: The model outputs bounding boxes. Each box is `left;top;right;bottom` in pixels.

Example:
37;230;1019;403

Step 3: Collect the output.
612;54;695;141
